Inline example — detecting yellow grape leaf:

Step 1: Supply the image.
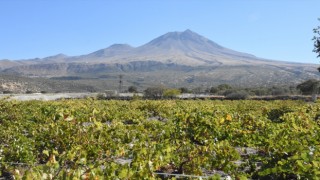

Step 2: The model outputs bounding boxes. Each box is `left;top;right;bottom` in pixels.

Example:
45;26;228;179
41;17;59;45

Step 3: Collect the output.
42;150;49;156
118;169;128;178
226;114;232;121
220;118;225;124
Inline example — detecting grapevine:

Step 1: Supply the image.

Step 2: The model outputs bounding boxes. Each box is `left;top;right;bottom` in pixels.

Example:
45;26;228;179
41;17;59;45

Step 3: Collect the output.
0;99;319;179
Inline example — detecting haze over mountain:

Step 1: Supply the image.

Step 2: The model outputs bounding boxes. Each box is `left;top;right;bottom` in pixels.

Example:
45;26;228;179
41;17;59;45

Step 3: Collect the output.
0;30;319;90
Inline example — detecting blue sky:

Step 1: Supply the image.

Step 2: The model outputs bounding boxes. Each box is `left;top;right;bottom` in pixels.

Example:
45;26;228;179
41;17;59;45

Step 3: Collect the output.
0;0;319;64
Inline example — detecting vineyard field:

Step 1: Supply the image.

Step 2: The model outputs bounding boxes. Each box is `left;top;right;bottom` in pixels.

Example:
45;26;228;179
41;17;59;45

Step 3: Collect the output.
1;99;320;179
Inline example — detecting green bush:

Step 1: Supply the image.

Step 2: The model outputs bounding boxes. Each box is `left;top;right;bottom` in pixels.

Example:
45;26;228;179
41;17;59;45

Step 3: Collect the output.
267;106;293;123
96;93;106;100
163;89;181;99
225;91;249;100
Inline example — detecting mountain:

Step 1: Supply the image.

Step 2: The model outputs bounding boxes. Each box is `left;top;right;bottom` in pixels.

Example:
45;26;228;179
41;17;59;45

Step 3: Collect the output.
72;29;260;65
0;29;319;90
86;44;134;58
137;29;256;59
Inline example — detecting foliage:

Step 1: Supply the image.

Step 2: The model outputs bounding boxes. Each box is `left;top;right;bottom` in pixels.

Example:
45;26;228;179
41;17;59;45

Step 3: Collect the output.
297;79;320;95
144;86;166;99
267;106;293;123
209;84;233;95
208;85;297;96
163;89;181;98
96;93;106;100
128;86;138;93
271;86;290;96
225;91;249;100
0;99;320;179
251;88;269;96
2;90;13;94
179;87;190;93
191;86;204;94
313;18;320;58
209;87;219;94
25;90;33;94
217;84;232;91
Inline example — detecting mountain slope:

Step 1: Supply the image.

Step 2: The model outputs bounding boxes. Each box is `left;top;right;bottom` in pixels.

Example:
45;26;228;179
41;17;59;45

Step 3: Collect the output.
0;29;319;89
86;44;134;58
75;29;260;65
138;29;256;59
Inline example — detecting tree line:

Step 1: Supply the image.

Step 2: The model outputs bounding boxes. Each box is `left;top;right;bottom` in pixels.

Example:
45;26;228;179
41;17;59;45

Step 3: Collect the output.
117;83;313;100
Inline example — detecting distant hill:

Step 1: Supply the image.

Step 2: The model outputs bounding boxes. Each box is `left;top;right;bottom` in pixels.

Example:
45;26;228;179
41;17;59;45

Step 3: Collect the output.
0;74;101;93
0;29;319;91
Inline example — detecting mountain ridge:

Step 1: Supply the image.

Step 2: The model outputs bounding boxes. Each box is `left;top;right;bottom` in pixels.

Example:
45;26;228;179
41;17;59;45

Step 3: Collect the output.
0;29;315;66
0;29;318;89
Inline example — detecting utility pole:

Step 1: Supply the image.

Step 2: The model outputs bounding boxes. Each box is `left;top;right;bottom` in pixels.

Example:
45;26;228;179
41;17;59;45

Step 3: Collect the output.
119;74;123;94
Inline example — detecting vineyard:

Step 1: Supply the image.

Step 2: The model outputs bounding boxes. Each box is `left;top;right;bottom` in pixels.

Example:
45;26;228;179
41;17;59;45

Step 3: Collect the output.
1;98;320;179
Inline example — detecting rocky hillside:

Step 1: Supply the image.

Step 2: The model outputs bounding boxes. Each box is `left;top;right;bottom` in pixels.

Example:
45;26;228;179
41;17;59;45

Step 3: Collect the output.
0;74;100;93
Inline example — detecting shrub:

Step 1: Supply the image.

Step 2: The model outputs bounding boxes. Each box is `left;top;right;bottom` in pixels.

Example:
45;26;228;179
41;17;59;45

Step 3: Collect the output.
128;86;138;93
179;87;190;93
267;106;293;123
225;91;249;100
2;90;13;94
217;84;232;90
144;86;166;99
271;87;290;96
96;93;106;100
209;87;219;94
223;89;237;96
297;79;320;95
252;88;269;96
163;89;181;99
26;90;33;94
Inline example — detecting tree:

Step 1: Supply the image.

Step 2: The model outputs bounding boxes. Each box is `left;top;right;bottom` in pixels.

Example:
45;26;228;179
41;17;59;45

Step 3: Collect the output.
217;84;232;91
271;87;290;96
25;90;33;94
225;91;249;100
209;87;219;94
128;86;138;93
311;19;320;101
192;87;203;94
297;79;320;102
163;89;181;99
252;88;269;96
144;86;166;99
313;18;320;59
179;87;189;93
